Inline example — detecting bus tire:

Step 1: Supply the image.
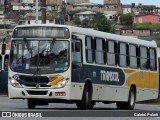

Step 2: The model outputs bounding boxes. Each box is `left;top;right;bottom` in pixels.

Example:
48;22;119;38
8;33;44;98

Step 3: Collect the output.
116;87;136;110
76;85;93;110
27;99;36;109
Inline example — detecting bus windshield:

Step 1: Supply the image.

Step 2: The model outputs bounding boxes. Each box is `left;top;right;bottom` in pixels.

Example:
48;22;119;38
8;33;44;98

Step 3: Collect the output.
10;39;69;74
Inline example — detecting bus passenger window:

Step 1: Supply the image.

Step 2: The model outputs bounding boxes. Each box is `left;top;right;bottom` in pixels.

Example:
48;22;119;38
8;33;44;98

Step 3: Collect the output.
140;47;148;70
129;45;138;68
107;41;117;66
119;43;127;67
4;55;9;71
72;39;82;63
95;38;105;64
150;48;157;70
85;36;94;63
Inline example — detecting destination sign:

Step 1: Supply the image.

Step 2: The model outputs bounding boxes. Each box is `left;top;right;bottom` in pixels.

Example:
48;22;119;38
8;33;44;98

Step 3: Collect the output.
12;26;70;39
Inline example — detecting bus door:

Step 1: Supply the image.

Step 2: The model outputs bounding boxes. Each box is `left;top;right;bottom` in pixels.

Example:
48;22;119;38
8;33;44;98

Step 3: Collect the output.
71;36;83;83
0;55;3;94
0;55;2;81
0;55;9;94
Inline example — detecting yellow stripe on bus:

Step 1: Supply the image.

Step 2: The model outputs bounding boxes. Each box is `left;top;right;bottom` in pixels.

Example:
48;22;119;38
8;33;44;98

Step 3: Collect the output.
124;69;136;74
125;72;158;89
49;75;64;86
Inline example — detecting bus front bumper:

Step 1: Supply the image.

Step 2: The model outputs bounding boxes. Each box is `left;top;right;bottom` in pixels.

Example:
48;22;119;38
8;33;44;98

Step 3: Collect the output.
8;84;70;100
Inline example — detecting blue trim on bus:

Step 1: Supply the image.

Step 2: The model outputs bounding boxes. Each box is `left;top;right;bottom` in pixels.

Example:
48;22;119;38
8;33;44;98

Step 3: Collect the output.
72;64;125;86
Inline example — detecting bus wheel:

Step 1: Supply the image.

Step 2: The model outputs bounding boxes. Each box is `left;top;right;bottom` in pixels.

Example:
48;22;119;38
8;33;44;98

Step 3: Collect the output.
27;99;36;109
116;87;136;110
76;85;93;110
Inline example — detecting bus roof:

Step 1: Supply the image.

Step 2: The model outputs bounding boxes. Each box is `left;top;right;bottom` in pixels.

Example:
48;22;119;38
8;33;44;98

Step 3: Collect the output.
14;24;157;48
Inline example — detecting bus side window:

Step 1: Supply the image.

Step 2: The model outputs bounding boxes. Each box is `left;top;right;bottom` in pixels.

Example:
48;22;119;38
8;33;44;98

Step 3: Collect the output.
149;48;157;71
140;47;148;70
95;38;106;64
129;44;138;68
118;43;128;67
72;38;82;63
4;55;9;71
85;36;94;63
107;40;117;66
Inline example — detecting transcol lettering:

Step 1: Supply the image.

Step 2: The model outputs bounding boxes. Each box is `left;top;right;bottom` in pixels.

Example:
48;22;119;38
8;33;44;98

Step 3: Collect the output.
100;70;119;82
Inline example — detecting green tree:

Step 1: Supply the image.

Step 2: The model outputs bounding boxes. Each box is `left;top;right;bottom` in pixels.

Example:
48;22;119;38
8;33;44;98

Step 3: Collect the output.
93;13;115;33
73;16;81;25
46;11;59;17
120;13;134;25
82;18;90;26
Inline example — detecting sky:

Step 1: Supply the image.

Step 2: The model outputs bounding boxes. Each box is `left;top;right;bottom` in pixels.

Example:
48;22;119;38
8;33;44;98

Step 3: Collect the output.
90;0;160;7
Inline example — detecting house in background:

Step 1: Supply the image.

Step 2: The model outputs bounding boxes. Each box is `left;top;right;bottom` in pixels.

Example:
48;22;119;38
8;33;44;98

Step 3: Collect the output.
20;12;55;25
72;2;104;12
75;11;96;21
66;0;89;5
134;14;160;23
120;28;151;37
104;0;122;14
122;4;132;14
155;7;160;14
140;5;156;14
0;0;4;15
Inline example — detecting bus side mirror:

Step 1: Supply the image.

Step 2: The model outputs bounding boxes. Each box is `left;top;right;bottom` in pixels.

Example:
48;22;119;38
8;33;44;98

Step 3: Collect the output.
2;43;6;55
75;42;81;52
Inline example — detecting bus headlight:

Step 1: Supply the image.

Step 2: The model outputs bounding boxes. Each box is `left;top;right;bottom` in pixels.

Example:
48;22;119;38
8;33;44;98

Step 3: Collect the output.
9;77;22;88
53;79;69;89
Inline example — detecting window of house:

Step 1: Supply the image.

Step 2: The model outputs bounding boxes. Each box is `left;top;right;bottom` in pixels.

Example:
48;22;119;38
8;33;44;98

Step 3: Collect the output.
140;47;148;70
95;38;105;64
107;40;117;66
129;44;138;68
119;43;128;67
85;36;94;63
139;18;142;23
149;48;157;70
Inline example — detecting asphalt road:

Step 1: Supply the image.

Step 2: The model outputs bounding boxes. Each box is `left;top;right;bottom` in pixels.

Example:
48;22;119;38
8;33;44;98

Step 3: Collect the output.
0;96;160;111
0;96;160;120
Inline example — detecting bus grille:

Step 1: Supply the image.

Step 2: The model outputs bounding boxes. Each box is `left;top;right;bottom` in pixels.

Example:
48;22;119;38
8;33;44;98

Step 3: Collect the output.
18;75;50;87
26;90;48;95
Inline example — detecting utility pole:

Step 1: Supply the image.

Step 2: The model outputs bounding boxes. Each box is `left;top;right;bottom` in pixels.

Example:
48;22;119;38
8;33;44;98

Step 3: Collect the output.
61;0;66;25
41;0;46;24
35;0;38;24
4;0;8;14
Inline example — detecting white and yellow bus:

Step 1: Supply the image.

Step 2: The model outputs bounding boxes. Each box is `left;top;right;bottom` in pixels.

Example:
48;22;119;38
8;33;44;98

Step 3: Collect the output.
8;24;159;110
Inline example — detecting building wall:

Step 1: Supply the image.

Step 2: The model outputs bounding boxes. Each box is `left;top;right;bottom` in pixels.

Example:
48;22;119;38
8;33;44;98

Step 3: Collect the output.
135;14;160;23
122;7;132;14
24;19;54;24
76;14;95;21
121;29;151;37
0;0;4;5
103;0;121;14
47;0;62;5
66;0;89;4
104;0;120;5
